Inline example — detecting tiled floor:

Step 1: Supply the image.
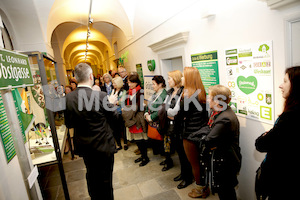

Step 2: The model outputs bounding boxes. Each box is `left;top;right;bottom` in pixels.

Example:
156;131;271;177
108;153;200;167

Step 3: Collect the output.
38;142;219;200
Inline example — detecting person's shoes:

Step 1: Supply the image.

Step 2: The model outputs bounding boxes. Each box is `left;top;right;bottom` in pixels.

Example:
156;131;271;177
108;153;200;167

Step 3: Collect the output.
134;157;143;163
173;174;183;182
159;160;166;166
116;146;122;151
139;158;149;167
162;160;173;171
135;149;141;155
124;144;128;151
188;185;210;198
177;180;193;189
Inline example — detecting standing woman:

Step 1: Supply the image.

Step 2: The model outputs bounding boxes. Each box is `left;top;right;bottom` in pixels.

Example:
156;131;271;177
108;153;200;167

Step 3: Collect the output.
180;67;209;198
101;73;114;95
163;70;194;188
205;85;241;200
145;76;167;157
110;76;128;151
255;66;300;200
122;73;149;166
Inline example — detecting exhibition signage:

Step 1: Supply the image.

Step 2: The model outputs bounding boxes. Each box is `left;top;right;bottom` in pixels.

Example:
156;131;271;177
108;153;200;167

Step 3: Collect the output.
0;49;34;163
225;41;274;124
136;64;144;88
191;50;219;94
0;92;16;163
0;49;34;90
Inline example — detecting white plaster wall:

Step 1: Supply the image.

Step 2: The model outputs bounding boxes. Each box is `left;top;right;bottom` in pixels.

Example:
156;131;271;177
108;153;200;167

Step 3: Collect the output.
0;22;29;200
113;0;300;199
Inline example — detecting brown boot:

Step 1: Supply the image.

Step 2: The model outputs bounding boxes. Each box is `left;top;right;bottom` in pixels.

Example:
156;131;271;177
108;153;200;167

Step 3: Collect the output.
188;184;210;198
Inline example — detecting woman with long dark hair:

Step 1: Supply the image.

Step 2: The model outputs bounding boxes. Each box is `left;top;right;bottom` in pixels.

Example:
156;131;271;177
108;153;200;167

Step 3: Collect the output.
255;66;300;199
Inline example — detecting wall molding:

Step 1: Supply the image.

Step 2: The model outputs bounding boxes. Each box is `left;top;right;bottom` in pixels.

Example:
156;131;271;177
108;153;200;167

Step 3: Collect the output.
148;32;189;52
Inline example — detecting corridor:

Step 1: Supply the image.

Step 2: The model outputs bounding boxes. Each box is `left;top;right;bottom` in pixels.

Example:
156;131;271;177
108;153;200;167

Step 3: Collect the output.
39;142;219;200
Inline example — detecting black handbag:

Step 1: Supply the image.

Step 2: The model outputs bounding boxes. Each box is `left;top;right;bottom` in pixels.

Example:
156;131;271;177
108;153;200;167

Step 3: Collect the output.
255;156;270;200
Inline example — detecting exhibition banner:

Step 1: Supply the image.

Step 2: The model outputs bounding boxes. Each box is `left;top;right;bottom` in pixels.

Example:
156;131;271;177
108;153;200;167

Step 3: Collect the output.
11;88;35;142
191;50;219;94
225;41;274;124
0;92;16;163
0;49;34;90
136;64;144;88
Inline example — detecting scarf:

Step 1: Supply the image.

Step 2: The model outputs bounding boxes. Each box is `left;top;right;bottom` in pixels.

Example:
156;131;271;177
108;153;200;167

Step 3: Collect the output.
208;110;221;128
127;85;141;104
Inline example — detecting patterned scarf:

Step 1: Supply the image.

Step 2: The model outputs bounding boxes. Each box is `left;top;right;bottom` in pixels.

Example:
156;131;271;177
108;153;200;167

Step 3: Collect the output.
127;85;141;105
208;111;221;128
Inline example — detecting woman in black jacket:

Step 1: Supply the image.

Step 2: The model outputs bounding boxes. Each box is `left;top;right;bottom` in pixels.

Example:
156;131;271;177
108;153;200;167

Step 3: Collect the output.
179;67;209;198
161;70;193;189
255;66;300;200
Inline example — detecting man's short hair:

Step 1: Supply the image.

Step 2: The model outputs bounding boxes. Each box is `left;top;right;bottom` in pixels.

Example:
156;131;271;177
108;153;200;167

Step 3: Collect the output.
74;63;93;83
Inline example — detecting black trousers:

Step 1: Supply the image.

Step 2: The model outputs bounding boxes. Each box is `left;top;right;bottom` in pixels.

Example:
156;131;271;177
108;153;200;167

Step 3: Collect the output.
82;152;114;200
136;139;148;159
174;135;193;181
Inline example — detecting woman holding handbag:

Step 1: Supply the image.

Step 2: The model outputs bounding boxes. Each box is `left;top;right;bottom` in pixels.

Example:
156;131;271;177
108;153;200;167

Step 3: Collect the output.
144;76;167;156
161;70;194;188
255;66;300;200
122;73;148;166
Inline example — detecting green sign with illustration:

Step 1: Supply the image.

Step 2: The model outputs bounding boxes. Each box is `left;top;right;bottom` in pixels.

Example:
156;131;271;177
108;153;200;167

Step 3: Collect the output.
191;50;219;94
237;76;257;94
147;60;156;71
0;49;34;90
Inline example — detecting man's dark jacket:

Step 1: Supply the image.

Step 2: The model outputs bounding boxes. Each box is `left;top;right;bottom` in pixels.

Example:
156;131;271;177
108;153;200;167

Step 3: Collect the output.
65;87;119;156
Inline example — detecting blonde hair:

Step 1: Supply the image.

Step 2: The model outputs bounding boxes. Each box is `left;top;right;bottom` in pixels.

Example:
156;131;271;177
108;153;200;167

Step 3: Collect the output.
112;76;124;89
209;85;231;104
168;70;183;87
183;67;206;103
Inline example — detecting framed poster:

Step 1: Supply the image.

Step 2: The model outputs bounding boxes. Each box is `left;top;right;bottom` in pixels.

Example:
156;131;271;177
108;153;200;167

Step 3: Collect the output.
225;41;274;124
143;75;155;101
191;50;219;94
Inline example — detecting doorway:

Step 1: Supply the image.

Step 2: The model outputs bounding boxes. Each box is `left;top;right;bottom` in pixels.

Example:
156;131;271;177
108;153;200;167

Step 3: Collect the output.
285;14;300;66
161;56;183;89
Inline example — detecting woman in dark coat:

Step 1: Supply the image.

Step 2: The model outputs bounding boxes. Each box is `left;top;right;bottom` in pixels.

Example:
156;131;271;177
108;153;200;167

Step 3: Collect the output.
255;66;300;200
122;73;149;167
204;84;241;200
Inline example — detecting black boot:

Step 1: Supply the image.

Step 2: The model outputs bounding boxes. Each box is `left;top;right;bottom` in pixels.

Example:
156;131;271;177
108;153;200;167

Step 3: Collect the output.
162;157;173;171
139;157;149;167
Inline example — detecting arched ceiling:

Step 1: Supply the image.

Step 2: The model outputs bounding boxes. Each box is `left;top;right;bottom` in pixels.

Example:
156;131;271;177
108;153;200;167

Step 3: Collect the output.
48;0;132;71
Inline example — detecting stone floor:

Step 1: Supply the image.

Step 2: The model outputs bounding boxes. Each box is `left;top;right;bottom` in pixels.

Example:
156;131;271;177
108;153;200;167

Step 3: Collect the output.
38;142;219;200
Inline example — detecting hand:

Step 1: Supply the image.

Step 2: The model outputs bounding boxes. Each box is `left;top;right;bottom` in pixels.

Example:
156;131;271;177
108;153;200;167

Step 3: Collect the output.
262;132;268;136
146;114;152;122
167;116;174;120
108;94;118;105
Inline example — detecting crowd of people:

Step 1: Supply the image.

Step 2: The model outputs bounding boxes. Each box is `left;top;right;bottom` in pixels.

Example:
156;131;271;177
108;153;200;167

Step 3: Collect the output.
64;63;300;200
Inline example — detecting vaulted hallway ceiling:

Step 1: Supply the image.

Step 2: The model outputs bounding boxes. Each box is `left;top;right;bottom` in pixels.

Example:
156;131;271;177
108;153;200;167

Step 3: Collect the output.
49;0;134;72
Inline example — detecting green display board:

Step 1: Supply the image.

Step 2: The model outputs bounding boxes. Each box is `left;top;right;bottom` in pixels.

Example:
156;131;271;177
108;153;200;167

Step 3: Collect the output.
136;64;144;88
191;50;219;94
0;92;16;163
0;49;34;90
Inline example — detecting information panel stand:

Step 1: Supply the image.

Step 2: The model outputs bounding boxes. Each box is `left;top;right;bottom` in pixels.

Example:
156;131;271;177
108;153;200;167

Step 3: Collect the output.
22;51;70;200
